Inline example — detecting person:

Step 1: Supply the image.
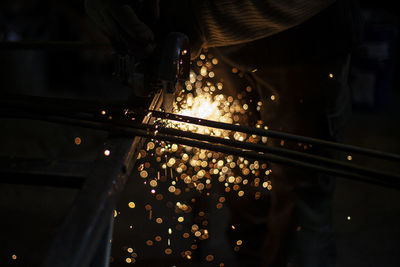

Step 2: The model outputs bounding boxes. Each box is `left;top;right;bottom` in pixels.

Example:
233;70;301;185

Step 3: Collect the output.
85;1;360;266
84;0;347;60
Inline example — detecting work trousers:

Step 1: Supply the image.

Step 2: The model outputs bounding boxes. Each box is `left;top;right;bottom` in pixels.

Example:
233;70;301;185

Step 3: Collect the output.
210;34;352;266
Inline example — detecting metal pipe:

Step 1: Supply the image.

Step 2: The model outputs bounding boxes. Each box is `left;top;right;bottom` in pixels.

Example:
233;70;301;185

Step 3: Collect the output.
3;94;399;162
149;110;400;161
0;41;110;51
140;124;396;183
4;110;400;190
3;105;394;183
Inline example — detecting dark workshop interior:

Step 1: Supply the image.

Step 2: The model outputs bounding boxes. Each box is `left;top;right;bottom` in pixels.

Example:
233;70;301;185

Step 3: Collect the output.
0;1;399;266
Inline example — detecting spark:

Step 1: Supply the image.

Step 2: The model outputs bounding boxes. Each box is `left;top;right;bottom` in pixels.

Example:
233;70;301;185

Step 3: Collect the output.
140;170;148;178
74;137;82;145
127;52;273;264
206;254;215;262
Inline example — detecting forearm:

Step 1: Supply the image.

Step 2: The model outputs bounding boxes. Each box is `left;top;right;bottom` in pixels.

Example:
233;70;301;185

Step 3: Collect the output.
193;0;335;48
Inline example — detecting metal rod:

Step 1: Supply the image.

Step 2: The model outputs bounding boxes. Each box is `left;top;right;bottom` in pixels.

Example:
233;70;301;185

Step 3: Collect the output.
140;125;395;182
5;110;400;190
3;106;396;184
0;41;110;51
2;94;399;162
149;110;400;161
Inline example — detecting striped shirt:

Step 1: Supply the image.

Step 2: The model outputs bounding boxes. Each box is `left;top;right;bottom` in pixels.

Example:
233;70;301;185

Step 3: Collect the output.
193;0;335;48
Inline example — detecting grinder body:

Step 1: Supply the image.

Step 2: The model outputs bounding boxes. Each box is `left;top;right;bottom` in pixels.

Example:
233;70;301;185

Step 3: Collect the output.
114;32;190;112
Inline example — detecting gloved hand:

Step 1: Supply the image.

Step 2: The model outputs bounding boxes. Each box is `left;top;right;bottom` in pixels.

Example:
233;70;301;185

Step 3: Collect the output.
85;0;158;57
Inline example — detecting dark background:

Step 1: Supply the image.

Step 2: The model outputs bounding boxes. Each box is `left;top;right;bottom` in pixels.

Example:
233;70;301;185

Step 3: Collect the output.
0;0;399;266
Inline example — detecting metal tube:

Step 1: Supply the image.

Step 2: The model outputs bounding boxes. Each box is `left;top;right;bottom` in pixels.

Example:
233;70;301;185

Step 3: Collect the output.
5;110;400;189
0;41;110;51
4;106;395;183
149;110;400;161
139;125;396;183
2;94;399;162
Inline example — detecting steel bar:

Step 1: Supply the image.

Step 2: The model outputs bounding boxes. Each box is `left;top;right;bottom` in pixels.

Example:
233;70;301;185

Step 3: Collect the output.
3;104;400;183
0;41;110;51
0;93;148;114
4;107;398;185
140;125;393;181
149;110;400;161
51;118;400;190
67;117;392;183
5;109;400;190
3;94;399;162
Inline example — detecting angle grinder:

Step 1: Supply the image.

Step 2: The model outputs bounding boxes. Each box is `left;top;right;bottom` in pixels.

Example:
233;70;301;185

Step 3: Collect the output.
113;32;190;112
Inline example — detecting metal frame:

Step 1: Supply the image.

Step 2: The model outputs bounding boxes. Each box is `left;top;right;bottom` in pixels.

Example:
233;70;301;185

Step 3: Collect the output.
0;90;163;267
41;91;162;267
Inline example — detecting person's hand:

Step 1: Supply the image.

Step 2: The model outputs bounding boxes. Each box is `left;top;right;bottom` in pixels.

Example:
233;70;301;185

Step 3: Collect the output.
85;0;157;57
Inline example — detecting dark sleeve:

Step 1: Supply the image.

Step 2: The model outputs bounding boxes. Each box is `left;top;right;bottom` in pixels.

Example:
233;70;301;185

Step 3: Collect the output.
192;0;335;48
